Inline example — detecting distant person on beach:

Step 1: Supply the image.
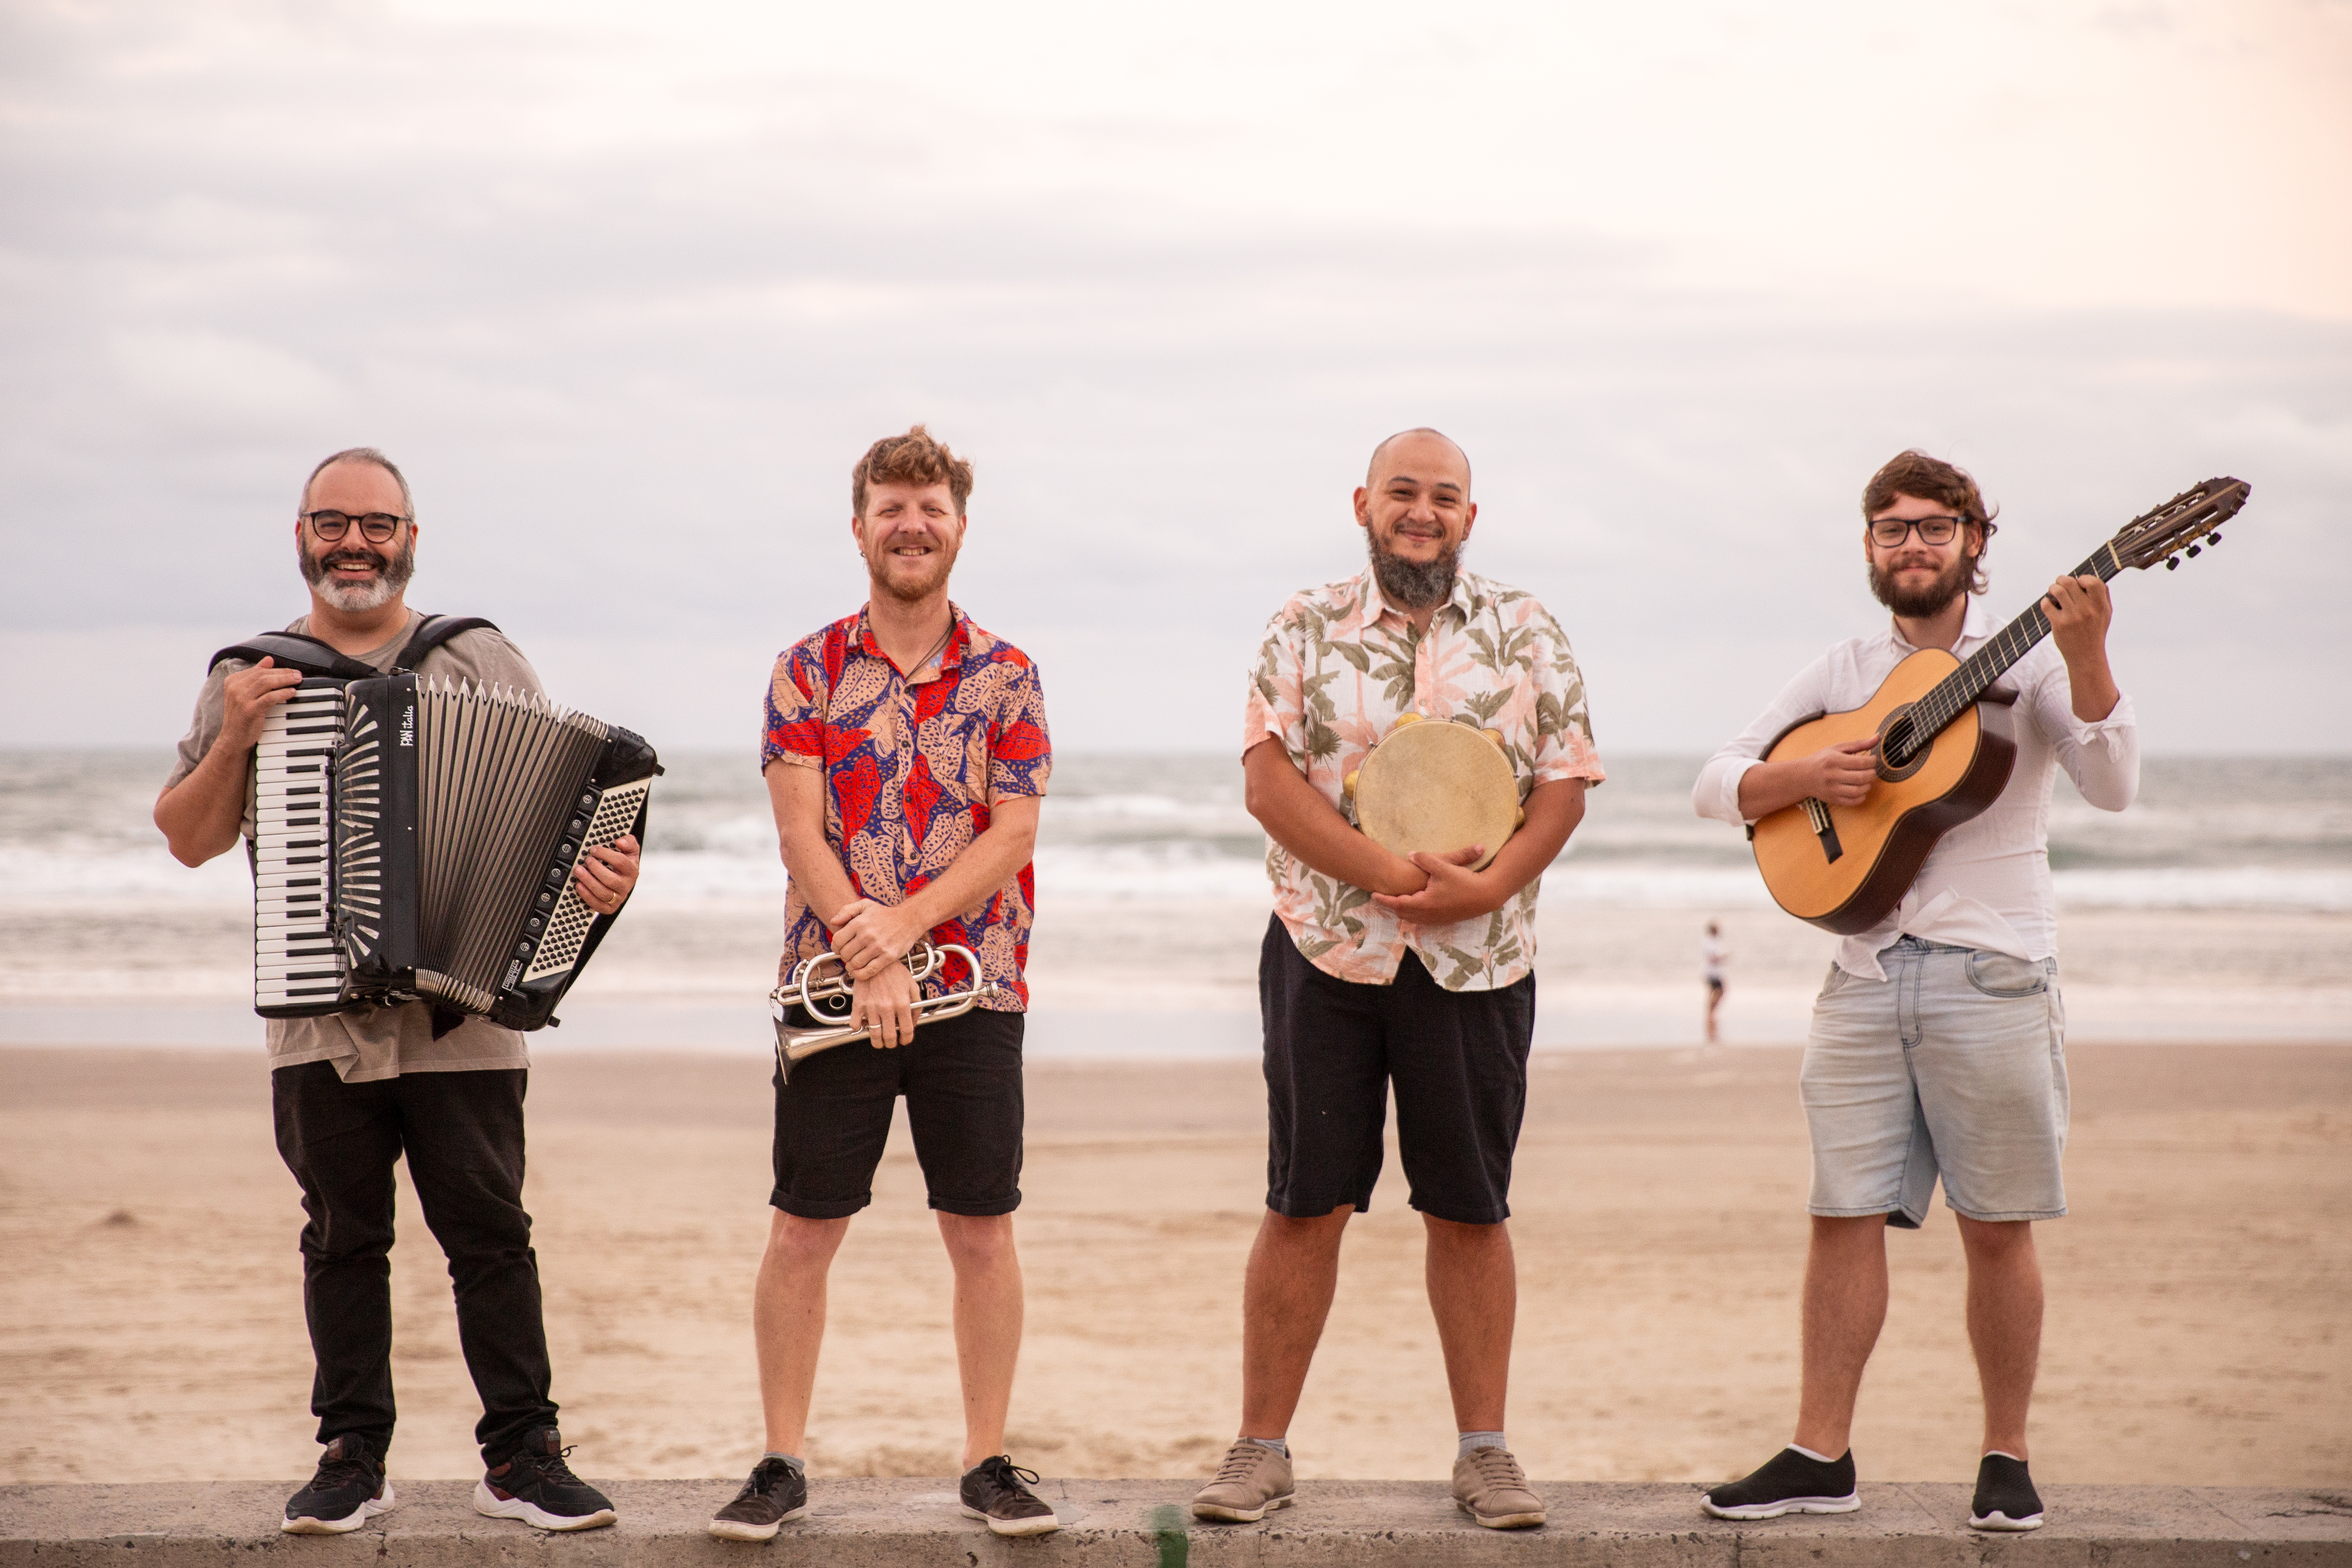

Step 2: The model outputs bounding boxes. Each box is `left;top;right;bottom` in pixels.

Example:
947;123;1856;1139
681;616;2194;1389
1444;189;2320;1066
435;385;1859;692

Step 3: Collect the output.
153;448;636;1535
1192;428;1604;1531
709;426;1057;1542
1702;921;1728;1042
1690;449;2138;1532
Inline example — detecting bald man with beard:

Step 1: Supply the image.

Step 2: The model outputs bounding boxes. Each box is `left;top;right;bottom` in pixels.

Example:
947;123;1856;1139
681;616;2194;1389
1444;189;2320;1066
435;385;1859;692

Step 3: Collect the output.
1193;429;1606;1531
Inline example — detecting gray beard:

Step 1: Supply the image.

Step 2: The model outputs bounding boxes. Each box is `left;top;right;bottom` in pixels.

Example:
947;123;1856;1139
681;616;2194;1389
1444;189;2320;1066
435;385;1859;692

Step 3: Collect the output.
1868;549;1971;619
1368;532;1461;610
301;540;415;613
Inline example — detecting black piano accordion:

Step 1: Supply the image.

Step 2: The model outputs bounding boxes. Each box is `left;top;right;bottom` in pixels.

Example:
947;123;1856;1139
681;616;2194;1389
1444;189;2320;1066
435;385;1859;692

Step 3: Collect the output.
243;641;659;1030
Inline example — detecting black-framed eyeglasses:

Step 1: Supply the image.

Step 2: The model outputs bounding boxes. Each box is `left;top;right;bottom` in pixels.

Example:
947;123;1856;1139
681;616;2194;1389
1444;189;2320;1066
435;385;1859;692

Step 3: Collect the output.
303;510;409;544
1868;514;1963;547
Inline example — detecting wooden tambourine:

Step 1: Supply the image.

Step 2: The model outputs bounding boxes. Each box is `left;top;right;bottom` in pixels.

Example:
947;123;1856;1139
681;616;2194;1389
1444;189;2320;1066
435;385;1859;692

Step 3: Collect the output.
1343;714;1523;872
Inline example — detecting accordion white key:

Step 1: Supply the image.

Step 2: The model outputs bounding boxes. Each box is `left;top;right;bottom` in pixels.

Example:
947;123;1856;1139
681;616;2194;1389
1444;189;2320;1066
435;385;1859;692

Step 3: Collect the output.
250;672;660;1030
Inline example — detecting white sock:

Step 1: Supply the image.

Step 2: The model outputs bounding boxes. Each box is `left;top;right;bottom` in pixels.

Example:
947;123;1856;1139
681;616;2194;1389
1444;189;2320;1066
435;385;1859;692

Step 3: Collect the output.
761;1451;805;1475
1984;1450;2025;1463
1242;1436;1289;1458
1788;1443;1839;1464
1458;1430;1507;1459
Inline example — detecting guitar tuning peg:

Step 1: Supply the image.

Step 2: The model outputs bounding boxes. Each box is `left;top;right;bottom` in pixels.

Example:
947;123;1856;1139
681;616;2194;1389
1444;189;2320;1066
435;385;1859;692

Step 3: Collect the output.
2165;556;2179;570
2186;544;2201;558
2207;531;2221;545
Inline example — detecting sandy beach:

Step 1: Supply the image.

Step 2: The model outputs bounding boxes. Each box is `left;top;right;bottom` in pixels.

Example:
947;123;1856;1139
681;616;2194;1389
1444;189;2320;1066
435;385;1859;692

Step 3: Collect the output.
2;1041;2345;1489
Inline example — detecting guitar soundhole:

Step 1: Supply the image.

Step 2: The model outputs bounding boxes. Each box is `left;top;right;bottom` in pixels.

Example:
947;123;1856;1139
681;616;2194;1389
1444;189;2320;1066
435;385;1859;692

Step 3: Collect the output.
1875;706;1932;783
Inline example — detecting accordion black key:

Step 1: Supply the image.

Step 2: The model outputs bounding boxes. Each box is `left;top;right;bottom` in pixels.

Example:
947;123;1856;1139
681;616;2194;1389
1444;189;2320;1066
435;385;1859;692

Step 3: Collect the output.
252;672;659;1030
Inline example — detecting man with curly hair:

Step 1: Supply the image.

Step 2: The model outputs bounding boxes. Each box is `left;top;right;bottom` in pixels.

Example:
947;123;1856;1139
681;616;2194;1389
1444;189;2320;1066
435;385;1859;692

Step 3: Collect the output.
709;426;1057;1541
1692;450;2139;1533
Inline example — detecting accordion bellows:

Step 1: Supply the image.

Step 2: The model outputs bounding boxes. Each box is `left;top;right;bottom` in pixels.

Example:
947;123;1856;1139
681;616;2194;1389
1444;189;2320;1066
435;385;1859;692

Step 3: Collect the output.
254;672;659;1030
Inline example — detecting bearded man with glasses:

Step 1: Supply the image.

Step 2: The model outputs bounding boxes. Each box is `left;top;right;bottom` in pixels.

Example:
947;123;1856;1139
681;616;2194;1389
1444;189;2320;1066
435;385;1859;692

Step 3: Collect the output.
155;447;638;1537
1690;449;2139;1534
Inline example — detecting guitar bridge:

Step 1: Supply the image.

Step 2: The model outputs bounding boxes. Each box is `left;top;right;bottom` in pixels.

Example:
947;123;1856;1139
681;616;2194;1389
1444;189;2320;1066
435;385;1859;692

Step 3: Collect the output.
1801;797;1844;863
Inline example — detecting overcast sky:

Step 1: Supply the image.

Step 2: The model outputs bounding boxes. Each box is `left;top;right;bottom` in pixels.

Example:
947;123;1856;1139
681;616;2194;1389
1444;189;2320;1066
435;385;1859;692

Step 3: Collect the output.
4;0;2347;756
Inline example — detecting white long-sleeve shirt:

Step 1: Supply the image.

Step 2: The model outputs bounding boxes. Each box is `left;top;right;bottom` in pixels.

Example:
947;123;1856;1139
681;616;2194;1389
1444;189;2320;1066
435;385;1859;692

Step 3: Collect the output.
1693;599;2139;980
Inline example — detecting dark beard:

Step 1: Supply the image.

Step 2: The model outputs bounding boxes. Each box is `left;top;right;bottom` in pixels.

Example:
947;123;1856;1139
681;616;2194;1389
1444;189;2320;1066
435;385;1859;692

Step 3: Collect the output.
299;537;415;611
1368;530;1461;610
1868;548;1972;619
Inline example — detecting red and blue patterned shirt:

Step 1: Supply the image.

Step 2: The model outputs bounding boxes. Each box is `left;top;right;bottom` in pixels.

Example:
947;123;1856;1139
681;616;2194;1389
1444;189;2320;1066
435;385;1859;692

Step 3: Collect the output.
763;604;1051;1010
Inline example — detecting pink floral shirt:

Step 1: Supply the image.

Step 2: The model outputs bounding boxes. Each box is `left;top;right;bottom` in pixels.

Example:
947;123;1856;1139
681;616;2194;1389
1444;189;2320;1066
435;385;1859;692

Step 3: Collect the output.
1243;567;1606;991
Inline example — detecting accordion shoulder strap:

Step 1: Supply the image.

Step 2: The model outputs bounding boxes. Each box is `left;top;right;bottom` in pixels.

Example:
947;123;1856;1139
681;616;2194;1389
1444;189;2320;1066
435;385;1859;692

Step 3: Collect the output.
207;616;503;681
393;613;501;673
208;632;376;680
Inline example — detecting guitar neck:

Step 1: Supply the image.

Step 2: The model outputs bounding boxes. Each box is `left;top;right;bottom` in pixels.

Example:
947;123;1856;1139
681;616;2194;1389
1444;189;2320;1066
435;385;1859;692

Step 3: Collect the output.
1891;543;2120;762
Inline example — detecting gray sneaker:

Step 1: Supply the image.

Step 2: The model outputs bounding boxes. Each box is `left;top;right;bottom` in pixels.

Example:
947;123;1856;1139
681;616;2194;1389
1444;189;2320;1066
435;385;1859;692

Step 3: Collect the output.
1452;1446;1546;1528
1192;1440;1296;1523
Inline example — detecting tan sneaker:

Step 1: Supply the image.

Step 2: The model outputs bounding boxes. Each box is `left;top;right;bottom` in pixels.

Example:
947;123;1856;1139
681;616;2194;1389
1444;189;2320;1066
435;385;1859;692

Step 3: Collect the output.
1192;1440;1296;1522
1452;1446;1545;1528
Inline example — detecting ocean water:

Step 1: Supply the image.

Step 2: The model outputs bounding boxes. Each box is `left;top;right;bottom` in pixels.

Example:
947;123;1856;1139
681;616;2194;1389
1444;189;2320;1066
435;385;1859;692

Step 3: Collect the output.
10;749;2349;912
3;749;2348;1049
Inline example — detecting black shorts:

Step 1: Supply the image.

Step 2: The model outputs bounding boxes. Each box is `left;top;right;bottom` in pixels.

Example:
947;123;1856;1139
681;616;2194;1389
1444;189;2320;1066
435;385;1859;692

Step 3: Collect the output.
1259;915;1535;1226
770;1004;1025;1219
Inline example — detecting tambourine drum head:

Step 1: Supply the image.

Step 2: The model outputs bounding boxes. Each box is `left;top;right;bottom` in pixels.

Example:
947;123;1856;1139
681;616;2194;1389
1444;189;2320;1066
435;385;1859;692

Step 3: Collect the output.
1355;720;1518;873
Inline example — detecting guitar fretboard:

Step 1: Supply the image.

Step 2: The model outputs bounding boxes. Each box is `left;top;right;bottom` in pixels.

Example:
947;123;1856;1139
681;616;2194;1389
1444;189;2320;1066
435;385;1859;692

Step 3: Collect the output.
1886;543;2122;766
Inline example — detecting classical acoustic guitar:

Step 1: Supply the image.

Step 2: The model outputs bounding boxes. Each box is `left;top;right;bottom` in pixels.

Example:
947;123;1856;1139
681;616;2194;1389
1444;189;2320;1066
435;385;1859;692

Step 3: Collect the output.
1752;476;2250;934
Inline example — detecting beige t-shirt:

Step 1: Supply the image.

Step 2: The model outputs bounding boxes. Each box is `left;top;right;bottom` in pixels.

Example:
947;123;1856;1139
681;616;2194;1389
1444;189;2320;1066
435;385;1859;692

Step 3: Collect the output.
166;610;546;1082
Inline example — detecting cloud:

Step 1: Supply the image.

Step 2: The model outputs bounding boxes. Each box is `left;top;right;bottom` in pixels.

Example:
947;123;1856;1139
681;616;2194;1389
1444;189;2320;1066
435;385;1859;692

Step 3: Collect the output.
1;0;2347;756
108;328;348;426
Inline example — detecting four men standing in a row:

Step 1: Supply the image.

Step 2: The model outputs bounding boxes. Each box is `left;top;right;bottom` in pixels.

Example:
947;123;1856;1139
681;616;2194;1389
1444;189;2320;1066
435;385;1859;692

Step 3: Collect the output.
161;428;2130;1542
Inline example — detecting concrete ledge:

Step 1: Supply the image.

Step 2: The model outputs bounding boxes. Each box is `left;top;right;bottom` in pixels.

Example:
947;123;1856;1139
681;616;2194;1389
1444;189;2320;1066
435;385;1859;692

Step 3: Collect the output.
4;1481;2349;1567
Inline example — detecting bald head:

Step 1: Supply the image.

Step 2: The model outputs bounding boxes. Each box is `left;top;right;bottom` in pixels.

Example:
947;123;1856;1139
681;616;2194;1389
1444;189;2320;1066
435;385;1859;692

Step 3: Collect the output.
1367;427;1471;492
1355;427;1477;618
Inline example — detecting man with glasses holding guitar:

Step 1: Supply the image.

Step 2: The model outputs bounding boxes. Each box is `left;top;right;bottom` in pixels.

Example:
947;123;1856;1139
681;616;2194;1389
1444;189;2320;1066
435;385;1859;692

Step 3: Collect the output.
1690;449;2156;1534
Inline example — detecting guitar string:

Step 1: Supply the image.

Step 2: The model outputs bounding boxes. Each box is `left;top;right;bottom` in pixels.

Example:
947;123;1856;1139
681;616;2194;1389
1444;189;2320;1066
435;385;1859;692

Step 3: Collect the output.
1892;548;2112;763
1846;485;2234;771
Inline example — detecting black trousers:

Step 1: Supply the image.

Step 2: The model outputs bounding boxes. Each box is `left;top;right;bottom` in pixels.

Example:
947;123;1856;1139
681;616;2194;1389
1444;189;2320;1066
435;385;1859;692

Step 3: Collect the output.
271;1061;557;1465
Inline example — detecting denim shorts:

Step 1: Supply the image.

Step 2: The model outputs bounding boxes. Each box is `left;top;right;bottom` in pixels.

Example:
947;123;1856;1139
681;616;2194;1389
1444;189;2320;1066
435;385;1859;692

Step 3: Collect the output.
1800;936;2068;1228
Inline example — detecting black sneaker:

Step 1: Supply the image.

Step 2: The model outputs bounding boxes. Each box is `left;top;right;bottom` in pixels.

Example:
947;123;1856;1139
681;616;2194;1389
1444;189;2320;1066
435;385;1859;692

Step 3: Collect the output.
1701;1447;1860;1520
1969;1452;2044;1531
282;1435;395;1534
473;1427;618;1531
958;1455;1059;1538
708;1458;809;1541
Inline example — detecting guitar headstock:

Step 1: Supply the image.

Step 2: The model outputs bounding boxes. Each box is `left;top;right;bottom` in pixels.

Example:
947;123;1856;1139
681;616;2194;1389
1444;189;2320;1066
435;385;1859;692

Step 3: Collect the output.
2110;477;2250;572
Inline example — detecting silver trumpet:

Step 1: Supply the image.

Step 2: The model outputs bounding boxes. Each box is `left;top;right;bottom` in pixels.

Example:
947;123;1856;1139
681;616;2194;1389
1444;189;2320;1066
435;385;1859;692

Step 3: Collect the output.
770;939;1001;1081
